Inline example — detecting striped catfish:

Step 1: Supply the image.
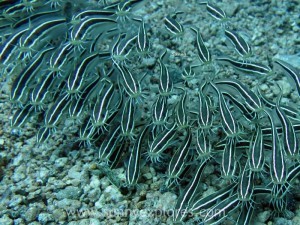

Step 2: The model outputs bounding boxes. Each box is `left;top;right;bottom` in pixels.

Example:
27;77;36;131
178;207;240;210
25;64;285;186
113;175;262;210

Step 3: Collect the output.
147;123;177;163
132;17;150;57
190;27;211;64
173;159;209;223
2;2;30;21
277;163;300;198
236;202;254;225
248;125;265;172
91;78;115;131
70;15;117;49
0;26;29;66
210;81;240;139
66;52;104;97
44;93;71;131
195;129;212;160
202;194;240;225
11;8;62;29
10;47;54;105
77;117;96;147
273;59;300;96
71;9;116;25
11;104;34;128
204;2;227;22
224;28;252;58
107;140;126;169
158;50;173;96
114;63;144;101
222;91;257;128
105;0;144;21
99;126;122;162
166;128;192;187
69;77;101;120
275;95;299;159
237;165;254;202
216;55;272;76
30;72;56;111
270;197;287;216
263;108;287;185
164;12;184;36
18;15;67;58
196;84;214;131
126;125;149;186
262;122;300;136
36;127;52;144
257;87;300;121
120;97;136;141
221;137;237;181
174;89;189;129
214;78;263;112
48;42;74;76
190;183;237;214
151;95;169;129
111;33;137;64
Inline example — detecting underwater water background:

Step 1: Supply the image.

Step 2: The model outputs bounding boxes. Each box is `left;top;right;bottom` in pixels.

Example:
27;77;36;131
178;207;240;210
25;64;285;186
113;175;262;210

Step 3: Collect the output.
0;0;300;225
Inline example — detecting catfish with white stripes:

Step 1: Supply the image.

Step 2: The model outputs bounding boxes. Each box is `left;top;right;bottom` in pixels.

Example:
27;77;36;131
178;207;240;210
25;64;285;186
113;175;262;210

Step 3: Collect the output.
120;97;136;141
263;108;287;186
99;126;122;162
0;26;29;66
275;94;299;159
165;128;192;188
30;71;57;111
44;93;71;131
67;51;107;97
214;78;263;112
221;137;237;181
69;77;101;120
205;2;227;21
195;129;212;160
91;78;115;131
273;59;300;96
70;15;117;50
190;183;237;214
248;125;265;173
77;117;96;147
158;50;173;96
133;17;150;57
195;83;214;132
10;47;54;105
11;104;34;129
210;81;240;139
173;159;209;223
190;27;211;64
111;33;137;64
18;15;67;59
164;12;184;37
147;122;177;163
48;42;74;76
151;95;169;131
114;63;144;101
126;125;149;186
224;28;252;58
174;89;189;129
216;55;272;76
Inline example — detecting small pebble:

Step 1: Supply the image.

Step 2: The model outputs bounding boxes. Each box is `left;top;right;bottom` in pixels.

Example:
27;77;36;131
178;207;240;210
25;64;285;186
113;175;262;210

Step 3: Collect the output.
258;210;271;223
37;213;54;224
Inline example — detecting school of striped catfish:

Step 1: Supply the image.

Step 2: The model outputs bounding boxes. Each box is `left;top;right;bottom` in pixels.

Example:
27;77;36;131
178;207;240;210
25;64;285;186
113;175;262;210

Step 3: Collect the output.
1;0;300;224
